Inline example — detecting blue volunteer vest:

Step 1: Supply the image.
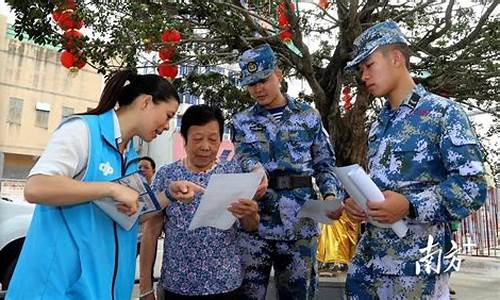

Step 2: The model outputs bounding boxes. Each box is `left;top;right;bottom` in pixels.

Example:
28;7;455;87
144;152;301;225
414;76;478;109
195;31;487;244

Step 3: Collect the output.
7;110;139;300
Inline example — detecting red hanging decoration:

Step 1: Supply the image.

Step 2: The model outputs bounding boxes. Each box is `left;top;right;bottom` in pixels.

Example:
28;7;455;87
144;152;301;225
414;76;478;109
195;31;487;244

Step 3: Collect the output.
161;29;182;44
60;50;86;72
52;10;63;22
278;13;290;27
319;0;329;9
277;1;296;15
72;54;86;70
276;1;296;42
158;28;181;79
52;1;78;22
52;0;88;72
61;29;83;51
159;46;175;61
57;10;84;31
342;87;352;112
158;62;178;80
279;30;293;42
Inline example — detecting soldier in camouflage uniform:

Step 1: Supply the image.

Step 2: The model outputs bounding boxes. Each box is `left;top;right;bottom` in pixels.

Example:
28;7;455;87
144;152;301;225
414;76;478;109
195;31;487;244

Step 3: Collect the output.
232;44;342;300
343;21;487;299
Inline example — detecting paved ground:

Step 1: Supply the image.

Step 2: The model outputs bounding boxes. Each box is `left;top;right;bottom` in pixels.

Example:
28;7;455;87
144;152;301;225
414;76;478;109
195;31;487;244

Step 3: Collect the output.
448;255;500;300
1;244;494;299
131;240;500;299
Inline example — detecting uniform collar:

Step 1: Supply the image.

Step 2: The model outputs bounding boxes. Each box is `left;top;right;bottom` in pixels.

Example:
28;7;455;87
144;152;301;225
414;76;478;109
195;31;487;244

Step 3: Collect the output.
252;94;300;116
400;84;425;110
383;84;425;113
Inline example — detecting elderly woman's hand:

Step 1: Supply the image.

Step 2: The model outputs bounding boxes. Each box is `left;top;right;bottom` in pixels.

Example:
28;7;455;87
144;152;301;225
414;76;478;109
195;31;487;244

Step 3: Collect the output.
228;198;258;218
168;180;205;203
228;198;260;231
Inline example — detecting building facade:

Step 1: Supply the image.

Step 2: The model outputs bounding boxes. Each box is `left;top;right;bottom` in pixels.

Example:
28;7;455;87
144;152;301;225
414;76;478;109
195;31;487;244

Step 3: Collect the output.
0;14;235;200
0;15;102;201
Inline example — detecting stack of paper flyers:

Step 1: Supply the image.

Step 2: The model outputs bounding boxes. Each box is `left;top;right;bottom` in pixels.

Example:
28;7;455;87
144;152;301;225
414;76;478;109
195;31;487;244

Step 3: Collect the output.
94;172;161;230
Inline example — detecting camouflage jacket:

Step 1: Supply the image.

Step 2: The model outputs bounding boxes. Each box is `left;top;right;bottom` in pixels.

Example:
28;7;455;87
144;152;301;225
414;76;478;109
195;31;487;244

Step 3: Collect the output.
232;96;340;240
352;84;487;277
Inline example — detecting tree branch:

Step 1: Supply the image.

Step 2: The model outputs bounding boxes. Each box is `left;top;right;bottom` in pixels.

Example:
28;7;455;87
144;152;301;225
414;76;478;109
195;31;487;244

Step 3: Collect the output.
415;0;455;48
444;1;498;52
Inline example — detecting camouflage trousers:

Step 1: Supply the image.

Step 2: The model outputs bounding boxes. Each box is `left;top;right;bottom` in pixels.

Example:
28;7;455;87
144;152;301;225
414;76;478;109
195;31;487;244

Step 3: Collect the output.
346;267;450;300
239;232;318;300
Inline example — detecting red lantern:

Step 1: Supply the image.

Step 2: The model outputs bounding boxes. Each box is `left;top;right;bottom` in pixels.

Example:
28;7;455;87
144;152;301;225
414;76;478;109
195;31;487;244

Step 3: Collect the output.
342;87;352;112
73;55;86;70
278;14;289;27
319;0;329;9
170;30;181;43
277;1;296;15
161;29;181;43
53;1;79;24
159;46;175;61
277;1;295;30
52;10;63;22
279;30;293;42
57;10;84;31
158;62;178;80
60;50;86;71
62;29;83;51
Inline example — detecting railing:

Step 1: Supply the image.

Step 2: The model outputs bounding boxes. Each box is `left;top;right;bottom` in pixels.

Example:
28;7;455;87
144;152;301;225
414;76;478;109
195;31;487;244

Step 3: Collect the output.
458;187;498;256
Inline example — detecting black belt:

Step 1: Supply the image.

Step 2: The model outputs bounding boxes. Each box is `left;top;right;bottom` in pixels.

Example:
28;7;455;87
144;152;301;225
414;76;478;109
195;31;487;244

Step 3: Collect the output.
268;175;312;190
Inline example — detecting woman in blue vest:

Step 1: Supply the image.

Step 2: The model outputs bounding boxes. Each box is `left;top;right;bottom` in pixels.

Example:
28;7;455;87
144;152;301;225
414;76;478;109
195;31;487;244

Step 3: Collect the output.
7;70;180;300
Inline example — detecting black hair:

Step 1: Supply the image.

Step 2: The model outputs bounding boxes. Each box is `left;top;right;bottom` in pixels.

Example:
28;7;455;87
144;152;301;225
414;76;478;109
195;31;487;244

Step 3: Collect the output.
380;43;411;70
139;156;156;171
84;69;180;115
180;105;224;142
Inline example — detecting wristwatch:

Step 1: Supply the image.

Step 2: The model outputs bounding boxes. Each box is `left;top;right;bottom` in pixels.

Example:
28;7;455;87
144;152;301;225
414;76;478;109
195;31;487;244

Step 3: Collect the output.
323;193;336;200
408;201;418;219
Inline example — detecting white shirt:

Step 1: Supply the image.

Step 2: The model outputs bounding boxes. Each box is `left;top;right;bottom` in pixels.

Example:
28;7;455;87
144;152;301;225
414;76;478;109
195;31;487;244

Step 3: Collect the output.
30;111;123;179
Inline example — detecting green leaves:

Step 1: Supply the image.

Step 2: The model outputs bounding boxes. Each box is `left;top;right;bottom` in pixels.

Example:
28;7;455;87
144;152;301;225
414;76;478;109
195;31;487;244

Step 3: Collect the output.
4;0;499;175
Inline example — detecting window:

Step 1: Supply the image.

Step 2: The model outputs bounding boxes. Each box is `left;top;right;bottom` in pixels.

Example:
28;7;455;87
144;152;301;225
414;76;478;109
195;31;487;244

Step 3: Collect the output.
35;102;50;129
62;106;74;119
7;97;23;125
35;110;49;129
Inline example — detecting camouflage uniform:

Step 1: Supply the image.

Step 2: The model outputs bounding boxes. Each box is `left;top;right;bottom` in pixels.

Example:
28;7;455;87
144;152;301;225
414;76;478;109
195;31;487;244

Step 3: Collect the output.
345;21;487;299
234;44;341;300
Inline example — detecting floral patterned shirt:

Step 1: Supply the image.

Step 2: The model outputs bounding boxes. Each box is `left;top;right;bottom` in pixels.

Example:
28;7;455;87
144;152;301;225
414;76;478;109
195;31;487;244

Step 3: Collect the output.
152;160;243;295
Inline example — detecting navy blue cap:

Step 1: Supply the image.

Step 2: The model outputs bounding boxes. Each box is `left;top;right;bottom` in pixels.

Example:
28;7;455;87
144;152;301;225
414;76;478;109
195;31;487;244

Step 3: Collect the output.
345;20;409;71
239;44;277;86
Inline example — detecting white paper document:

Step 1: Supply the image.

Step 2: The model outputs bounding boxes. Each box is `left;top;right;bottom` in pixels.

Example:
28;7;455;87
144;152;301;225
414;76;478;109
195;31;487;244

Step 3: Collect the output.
333;164;408;238
188;172;262;231
298;199;343;224
94;172;161;231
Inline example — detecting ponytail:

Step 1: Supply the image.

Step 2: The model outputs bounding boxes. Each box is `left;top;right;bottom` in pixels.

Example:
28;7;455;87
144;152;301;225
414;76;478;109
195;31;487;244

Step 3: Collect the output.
83;69;179;115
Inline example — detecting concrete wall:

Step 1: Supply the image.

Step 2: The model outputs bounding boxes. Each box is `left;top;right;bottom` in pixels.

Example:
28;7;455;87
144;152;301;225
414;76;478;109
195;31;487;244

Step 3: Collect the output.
0;14;102;179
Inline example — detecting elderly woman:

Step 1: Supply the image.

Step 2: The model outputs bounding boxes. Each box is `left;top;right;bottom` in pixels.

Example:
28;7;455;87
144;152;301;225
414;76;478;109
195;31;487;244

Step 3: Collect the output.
139;105;261;300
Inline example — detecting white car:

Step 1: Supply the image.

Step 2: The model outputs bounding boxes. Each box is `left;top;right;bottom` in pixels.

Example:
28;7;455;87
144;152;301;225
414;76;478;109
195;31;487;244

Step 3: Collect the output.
0;197;34;295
